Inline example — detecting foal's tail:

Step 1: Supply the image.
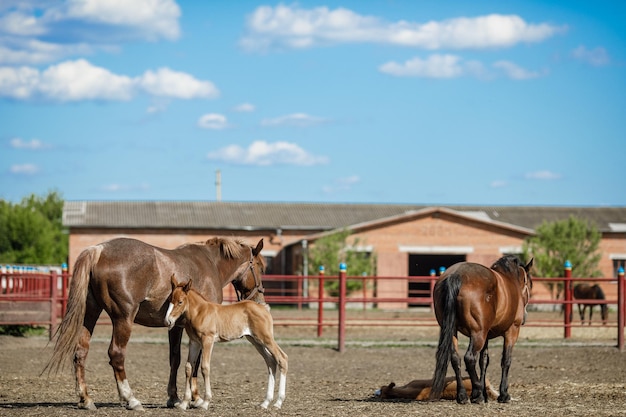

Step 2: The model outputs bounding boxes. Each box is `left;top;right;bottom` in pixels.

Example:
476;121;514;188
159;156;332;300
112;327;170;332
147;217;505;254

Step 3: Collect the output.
43;245;103;375
430;273;462;400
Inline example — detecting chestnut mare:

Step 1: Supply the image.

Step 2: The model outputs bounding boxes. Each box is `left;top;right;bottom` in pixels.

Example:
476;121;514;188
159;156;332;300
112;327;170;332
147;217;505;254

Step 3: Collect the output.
166;274;288;410
44;237;266;411
430;255;533;404
573;283;608;325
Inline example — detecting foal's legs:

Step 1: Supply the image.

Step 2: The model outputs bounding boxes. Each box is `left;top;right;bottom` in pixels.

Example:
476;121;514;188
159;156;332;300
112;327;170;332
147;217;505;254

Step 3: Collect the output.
74;296;102;410
178;339;203;410
109;316;144;410
246;335;288;409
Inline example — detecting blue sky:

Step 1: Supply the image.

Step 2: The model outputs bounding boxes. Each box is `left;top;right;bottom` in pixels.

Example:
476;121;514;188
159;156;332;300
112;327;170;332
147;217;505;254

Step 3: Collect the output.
1;1;624;206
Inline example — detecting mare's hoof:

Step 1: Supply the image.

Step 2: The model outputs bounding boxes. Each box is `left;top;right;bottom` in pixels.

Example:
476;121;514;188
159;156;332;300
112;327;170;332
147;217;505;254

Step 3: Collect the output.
126;398;144;411
166;397;181;408
497;393;511;403
78;400;97;410
456;395;469;405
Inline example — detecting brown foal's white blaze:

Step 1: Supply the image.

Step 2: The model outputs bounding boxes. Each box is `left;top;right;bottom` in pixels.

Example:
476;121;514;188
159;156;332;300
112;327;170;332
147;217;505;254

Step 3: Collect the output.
166;274;288;410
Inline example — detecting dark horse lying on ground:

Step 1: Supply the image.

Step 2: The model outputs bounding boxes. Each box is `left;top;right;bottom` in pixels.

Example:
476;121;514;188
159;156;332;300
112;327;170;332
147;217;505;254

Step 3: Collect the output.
430;255;533;404
44;237;266;410
573;283;608;325
375;376;498;401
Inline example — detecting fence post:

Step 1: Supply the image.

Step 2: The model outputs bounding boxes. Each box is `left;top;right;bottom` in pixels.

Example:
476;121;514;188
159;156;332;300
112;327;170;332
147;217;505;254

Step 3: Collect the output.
429;269;436;311
618;266;625;351
338;262;347;353
49;270;59;340
563;260;572;339
317;266;325;337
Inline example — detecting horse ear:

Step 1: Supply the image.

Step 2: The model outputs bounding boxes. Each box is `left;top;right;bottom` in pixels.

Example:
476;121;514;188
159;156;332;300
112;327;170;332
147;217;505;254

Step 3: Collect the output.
183;279;192;293
526;258;534;270
252;238;264;257
171;273;179;288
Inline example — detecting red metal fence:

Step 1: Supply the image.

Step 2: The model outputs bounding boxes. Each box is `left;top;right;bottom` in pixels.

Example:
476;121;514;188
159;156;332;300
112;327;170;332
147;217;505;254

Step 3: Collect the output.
2;267;625;350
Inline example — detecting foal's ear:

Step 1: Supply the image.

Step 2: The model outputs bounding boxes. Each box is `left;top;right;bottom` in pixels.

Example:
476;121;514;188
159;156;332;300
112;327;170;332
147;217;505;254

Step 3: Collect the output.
252;238;264;257
183;279;192;293
170;273;179;289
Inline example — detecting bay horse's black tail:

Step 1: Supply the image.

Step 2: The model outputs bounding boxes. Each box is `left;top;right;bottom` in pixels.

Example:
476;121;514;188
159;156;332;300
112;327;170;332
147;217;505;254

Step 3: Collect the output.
430;273;462;400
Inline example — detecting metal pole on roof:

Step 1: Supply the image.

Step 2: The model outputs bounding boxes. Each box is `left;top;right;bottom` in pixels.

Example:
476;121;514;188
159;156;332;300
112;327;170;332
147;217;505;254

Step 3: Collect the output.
215;169;222;201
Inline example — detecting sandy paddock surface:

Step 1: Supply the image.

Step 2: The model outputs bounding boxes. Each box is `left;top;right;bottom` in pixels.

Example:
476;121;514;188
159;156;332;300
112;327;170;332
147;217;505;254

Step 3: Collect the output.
1;310;625;417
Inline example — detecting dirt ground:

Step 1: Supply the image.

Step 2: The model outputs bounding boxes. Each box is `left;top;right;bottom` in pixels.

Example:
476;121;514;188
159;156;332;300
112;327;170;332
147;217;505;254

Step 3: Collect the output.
1;310;625;417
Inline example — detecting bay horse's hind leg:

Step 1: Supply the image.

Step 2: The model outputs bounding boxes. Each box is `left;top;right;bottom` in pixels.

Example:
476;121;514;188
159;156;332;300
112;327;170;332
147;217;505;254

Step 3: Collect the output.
464;334;487;404
74;296;102;410
109;317;144;410
450;334;469;404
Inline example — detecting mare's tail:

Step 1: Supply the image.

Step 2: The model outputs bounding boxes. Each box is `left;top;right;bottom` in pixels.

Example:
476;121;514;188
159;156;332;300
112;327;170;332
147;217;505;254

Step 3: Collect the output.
430;273;462;400
43;245;103;375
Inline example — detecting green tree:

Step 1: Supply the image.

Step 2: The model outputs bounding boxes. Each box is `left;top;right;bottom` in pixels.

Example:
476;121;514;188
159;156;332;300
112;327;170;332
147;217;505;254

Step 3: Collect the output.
307;229;376;295
522;216;602;300
0;191;67;264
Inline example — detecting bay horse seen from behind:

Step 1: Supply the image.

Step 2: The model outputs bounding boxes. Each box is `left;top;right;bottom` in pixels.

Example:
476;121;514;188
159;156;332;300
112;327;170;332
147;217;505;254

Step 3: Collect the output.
166;274;288;410
573;283;608;325
44;237;266;410
430;255;533;404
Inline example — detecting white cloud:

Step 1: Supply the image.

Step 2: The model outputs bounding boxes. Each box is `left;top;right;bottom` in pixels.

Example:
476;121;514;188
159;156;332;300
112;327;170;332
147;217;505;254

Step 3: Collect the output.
493;60;546;80
10;163;39;175
138;68;219;99
242;5;565;51
207;140;329;166
198;113;228;129
0;59;219;101
490;180;507;188
101;183;150;193
234;102;256;112
525;170;562;180
572;45;610;67
0;0;181;64
323;175;361;194
379;54;465;78
261;113;327;127
10;137;49;150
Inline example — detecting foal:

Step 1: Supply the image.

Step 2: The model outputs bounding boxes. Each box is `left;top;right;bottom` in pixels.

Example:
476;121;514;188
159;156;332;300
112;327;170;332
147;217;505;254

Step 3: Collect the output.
165;274;288;410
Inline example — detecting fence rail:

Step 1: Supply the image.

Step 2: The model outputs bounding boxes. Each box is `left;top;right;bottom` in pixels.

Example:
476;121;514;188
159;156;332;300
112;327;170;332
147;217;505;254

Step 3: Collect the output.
1;268;624;350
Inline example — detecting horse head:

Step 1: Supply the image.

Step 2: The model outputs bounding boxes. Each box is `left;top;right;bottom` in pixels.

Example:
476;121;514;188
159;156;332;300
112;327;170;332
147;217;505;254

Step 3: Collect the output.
232;238;267;305
166;274;191;330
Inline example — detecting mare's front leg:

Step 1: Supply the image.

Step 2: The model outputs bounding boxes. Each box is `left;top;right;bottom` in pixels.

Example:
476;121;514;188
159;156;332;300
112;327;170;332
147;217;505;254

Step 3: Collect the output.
109;317;144;410
498;326;521;403
178;340;202;410
450;334;469;404
166;326;183;408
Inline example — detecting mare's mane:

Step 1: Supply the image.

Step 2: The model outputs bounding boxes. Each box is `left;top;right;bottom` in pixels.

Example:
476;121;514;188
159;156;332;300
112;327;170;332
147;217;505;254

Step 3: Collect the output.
491;255;532;289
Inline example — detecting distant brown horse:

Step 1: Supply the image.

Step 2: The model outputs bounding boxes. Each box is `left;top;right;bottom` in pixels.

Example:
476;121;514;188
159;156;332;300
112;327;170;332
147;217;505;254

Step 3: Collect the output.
375;376;498;401
166;274;288;409
573;283;608;325
430;255;533;404
44;237;266;410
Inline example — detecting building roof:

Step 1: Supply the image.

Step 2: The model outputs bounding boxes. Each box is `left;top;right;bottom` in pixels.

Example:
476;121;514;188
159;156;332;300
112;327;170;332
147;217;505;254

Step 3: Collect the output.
63;201;626;233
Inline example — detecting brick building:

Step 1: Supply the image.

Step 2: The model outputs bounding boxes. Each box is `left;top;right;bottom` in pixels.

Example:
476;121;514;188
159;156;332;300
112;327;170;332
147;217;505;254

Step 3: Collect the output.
63;201;626;306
